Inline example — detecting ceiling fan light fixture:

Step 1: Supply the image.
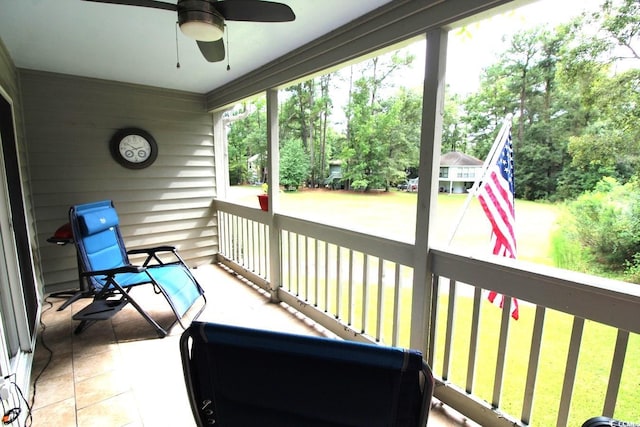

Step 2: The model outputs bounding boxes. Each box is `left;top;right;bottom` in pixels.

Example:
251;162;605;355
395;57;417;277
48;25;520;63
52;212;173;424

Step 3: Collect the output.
178;4;224;42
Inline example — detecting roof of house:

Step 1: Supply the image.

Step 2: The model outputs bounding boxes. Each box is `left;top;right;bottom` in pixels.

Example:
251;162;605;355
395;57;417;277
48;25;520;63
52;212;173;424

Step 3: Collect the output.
440;151;483;166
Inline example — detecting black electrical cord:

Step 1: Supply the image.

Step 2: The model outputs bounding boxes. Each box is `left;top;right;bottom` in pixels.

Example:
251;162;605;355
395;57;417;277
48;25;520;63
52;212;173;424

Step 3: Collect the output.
0;373;26;426
0;297;52;427
25;297;55;426
10;380;31;427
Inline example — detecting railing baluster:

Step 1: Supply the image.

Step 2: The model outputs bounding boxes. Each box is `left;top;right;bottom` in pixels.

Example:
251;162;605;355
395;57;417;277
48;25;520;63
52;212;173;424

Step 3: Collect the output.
314;238;320;307
492;296;512;408
362;254;369;333
442;278;457;381
466;286;482;394
427;273;439;367
254;222;264;277
557;317;585;427
347;249;354;326
224;212;230;257
324;242;330;313
227;214;233;260
522;305;545;425
391;263;401;347
232;214;238;262
282;230;291;292
252;220;258;273
264;222;270;280
304;236;309;301
240;217;245;266
294;232;300;296
288;231;294;293
604;329;629;416
375;258;384;342
336;246;342;319
247;219;253;271
218;211;226;256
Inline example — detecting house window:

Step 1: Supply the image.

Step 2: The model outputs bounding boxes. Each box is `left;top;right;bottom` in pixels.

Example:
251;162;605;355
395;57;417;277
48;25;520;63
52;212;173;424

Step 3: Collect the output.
440;167;448;178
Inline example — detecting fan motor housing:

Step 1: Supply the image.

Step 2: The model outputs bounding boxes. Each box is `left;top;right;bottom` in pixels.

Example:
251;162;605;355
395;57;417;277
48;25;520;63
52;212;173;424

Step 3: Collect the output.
177;0;224;41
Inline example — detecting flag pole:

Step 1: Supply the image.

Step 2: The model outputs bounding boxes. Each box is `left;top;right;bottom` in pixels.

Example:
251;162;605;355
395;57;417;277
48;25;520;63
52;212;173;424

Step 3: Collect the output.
446;114;513;246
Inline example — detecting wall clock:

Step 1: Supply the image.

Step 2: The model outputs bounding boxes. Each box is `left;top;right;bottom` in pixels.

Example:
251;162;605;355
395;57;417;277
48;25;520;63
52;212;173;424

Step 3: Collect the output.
109;128;158;169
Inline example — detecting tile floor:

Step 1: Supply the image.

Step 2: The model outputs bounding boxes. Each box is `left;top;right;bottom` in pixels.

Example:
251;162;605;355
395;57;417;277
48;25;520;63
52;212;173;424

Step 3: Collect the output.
29;263;474;426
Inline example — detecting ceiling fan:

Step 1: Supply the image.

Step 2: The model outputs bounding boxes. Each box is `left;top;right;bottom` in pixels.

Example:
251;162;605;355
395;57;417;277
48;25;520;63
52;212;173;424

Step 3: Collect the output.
82;0;295;63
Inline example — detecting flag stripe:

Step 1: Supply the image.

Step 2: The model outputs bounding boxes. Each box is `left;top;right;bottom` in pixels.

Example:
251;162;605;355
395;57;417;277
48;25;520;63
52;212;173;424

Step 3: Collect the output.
478;174;516;258
477;128;519;320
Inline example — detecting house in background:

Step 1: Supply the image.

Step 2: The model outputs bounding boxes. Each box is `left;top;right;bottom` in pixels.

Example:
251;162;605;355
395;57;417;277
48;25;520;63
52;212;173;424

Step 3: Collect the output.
439;151;483;194
247;153;266;185
324;160;344;189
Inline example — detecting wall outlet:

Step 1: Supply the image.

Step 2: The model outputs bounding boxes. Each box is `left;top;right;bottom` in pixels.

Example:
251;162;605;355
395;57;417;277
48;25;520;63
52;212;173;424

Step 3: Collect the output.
0;379;9;400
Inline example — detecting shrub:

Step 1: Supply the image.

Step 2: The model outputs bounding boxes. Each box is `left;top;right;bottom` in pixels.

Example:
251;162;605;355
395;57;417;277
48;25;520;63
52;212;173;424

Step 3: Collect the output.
567;177;640;272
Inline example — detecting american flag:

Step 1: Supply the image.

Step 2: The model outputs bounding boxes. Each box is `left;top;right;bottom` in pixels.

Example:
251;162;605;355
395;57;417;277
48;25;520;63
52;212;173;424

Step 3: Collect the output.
477;130;519;320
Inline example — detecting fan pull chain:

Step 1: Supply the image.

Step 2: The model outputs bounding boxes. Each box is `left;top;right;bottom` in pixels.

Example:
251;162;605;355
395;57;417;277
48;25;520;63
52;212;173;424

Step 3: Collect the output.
226;25;230;71
175;21;181;69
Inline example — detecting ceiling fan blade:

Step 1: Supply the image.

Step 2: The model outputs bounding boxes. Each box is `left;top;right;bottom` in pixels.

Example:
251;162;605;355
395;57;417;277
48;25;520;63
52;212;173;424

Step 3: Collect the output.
82;0;177;11
212;0;295;22
197;39;226;62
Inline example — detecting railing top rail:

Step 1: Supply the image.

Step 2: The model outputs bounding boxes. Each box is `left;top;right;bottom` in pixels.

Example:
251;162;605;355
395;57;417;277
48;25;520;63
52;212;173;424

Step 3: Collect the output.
430;246;640;334
214;199;414;266
278;214;414;265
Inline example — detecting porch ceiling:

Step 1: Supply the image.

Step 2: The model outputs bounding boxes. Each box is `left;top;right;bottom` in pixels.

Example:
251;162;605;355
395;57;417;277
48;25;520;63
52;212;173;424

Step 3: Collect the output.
0;0;392;94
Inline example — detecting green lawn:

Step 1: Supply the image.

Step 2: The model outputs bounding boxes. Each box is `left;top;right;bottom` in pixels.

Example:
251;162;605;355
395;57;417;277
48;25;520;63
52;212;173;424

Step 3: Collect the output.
230;186;639;426
231;186;561;265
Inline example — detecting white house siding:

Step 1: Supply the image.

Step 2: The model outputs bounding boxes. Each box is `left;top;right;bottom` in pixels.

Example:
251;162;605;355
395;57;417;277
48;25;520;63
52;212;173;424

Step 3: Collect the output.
19;70;217;293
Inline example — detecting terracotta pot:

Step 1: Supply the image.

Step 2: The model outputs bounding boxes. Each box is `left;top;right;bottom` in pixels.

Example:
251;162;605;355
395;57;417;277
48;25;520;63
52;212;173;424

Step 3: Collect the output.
257;194;269;211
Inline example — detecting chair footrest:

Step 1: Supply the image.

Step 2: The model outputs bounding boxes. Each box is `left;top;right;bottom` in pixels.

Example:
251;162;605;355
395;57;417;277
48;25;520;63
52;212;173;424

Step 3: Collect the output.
73;299;129;321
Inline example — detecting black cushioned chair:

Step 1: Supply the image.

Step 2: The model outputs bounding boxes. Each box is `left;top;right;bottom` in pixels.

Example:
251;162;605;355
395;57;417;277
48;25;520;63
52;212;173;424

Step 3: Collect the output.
582;417;640;427
181;321;434;426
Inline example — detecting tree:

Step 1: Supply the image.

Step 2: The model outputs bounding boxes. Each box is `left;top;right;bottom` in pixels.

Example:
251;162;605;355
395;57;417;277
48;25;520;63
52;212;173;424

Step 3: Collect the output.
280;74;335;188
341;51;417;191
442;90;469;153
226;99;267;184
554;0;640;196
279;139;310;190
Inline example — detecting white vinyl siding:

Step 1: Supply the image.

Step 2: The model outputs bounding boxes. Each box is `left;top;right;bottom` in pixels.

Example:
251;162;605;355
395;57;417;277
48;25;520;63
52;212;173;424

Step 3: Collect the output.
19;70;217;294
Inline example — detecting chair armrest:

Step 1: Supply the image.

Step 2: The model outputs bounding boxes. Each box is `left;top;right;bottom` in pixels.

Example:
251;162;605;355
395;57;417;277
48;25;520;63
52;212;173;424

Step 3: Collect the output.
128;246;183;267
81;265;145;278
127;246;176;255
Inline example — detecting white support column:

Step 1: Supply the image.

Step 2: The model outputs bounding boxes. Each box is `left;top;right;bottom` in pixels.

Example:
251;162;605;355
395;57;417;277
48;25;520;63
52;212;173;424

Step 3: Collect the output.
266;88;281;303
213;110;228;200
410;28;448;353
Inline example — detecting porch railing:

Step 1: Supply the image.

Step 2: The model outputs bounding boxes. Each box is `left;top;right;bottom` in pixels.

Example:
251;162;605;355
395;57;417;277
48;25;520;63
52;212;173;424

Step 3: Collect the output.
214;199;640;427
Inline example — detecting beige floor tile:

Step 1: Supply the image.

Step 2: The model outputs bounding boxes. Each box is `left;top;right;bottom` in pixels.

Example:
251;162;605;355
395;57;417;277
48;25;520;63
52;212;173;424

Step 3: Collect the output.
72;347;122;383
31;349;73;384
71;325;118;359
76;392;141;427
31;371;75;410
31;397;76;427
75;369;130;409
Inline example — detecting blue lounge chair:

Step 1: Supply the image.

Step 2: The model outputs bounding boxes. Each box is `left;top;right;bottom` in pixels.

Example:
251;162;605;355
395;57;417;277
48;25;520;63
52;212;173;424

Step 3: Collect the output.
69;200;205;337
180;321;434;426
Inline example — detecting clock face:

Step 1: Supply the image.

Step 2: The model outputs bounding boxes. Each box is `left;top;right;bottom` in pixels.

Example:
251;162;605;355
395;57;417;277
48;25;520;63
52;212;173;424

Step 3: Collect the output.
119;135;151;163
109;128;158;169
